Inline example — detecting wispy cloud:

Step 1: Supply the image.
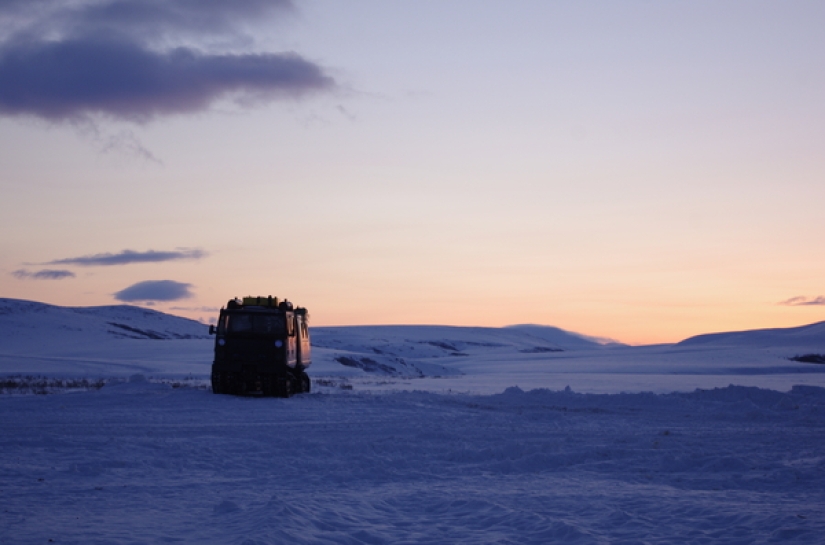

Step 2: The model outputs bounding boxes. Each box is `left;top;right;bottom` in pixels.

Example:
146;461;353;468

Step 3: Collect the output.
56;0;294;40
12;268;76;280
47;248;206;266
114;280;194;302
779;296;825;307
99;129;163;163
0;0;334;122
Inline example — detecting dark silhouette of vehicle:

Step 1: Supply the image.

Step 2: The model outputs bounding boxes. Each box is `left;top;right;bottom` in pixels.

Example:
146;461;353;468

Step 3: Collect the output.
209;296;311;397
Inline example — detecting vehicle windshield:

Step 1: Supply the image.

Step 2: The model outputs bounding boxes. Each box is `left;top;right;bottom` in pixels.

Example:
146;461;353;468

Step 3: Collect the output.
223;313;285;335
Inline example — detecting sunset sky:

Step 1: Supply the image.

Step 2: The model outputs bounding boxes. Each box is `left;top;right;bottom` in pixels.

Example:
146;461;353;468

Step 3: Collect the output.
1;0;823;345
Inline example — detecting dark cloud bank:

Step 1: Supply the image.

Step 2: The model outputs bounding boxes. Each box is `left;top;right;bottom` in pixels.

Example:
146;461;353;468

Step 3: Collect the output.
48;248;207;266
0;0;334;121
114;280;194;302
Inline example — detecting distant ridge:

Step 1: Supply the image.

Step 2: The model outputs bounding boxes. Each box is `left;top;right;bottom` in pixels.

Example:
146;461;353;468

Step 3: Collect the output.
0;298;209;346
505;324;624;348
677;321;825;348
312;324;606;353
2;298;825;385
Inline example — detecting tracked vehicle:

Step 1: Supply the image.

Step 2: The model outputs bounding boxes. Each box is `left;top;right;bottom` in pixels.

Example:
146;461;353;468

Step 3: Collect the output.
209;296;311;397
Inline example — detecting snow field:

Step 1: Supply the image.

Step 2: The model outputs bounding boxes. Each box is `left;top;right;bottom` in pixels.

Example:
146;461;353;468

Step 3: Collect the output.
2;300;825;543
2;381;824;544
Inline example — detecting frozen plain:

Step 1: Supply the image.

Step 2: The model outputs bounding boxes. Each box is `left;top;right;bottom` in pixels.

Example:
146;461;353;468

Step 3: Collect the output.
1;299;825;544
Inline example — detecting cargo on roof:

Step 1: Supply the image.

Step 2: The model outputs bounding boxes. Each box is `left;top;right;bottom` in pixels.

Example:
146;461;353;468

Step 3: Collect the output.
242;296;279;307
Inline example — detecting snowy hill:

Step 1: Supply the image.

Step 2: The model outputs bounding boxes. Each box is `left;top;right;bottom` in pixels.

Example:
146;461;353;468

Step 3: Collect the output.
505;324;621;348
1;298;825;393
0;298;209;344
677;320;825;349
0;298;211;378
0;298;613;382
309;324;606;378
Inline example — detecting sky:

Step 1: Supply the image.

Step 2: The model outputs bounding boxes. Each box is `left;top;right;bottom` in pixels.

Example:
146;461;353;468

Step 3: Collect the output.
1;0;824;345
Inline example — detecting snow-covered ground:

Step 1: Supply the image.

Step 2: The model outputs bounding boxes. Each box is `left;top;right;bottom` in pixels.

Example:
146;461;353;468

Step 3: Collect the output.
1;298;825;543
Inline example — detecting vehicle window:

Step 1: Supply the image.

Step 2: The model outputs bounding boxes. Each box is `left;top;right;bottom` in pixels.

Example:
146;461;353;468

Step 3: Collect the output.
258;315;284;334
228;314;252;332
227;314;284;335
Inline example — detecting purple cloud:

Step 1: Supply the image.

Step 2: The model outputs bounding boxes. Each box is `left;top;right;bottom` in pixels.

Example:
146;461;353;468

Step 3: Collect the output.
0;38;332;121
47;248;206;266
12;268;76;280
779;296;825;307
63;0;293;38
114;280;194;302
0;0;333;121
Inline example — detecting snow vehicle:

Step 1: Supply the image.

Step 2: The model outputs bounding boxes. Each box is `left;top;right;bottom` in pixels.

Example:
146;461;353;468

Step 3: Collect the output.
209;296;311;397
